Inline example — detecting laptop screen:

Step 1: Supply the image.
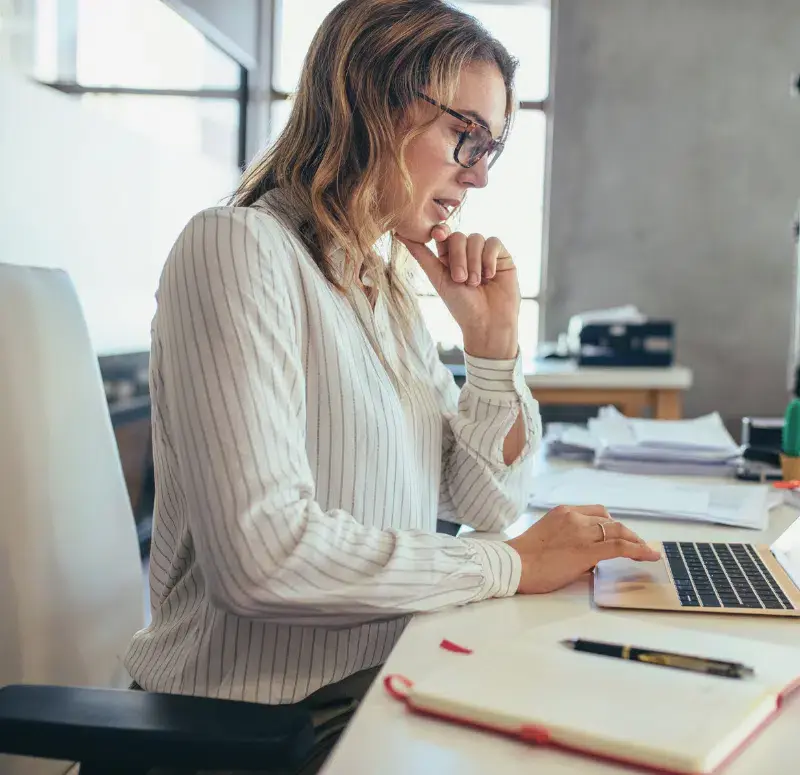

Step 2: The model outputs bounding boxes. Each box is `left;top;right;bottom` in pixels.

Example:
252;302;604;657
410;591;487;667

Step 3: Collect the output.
772;516;800;591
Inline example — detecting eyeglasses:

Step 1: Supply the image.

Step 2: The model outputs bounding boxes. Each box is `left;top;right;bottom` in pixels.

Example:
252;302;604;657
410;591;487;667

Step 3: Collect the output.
415;91;505;170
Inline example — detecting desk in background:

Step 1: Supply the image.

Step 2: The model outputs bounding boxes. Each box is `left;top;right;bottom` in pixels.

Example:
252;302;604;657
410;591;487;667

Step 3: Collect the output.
101;351;153;556
109;395;152;556
321;460;798;775
446;360;693;420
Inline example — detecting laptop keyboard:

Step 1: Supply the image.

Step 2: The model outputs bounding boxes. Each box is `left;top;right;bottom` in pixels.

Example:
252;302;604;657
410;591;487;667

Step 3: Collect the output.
663;542;794;610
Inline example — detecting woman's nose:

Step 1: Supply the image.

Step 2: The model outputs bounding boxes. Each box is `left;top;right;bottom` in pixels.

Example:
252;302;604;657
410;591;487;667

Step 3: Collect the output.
456;155;490;189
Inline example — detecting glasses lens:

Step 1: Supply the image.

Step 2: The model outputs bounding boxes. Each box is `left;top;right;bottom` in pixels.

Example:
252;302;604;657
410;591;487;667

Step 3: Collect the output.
457;125;501;168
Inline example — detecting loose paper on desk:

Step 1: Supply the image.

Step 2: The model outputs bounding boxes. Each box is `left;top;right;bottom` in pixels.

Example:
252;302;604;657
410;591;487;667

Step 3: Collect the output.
529;468;768;529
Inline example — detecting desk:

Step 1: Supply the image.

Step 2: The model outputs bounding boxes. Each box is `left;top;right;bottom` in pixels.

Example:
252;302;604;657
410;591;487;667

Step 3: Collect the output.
526;361;693;420
321;464;798;775
109;395;152;519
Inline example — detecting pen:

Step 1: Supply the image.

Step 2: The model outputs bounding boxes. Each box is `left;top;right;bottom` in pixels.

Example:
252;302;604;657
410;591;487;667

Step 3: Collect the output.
560;638;755;679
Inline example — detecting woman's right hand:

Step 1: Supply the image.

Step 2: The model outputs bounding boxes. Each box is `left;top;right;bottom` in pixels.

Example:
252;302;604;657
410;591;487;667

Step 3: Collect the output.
506;505;661;594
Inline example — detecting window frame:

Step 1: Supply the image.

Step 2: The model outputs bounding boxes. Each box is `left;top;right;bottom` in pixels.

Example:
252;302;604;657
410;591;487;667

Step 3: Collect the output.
33;0;251;171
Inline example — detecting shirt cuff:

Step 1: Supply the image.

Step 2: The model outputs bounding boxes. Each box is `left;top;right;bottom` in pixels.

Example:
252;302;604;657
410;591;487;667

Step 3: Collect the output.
463;351;528;403
462;538;522;600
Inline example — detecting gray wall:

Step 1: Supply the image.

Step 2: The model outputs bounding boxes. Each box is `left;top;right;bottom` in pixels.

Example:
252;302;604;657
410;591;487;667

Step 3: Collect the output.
545;0;800;428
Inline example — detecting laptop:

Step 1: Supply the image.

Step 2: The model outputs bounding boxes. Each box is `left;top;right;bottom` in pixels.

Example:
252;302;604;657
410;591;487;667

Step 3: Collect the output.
593;516;800;616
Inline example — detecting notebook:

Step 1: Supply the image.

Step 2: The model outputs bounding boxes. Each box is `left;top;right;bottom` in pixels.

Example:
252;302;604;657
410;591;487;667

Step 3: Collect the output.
384;613;800;774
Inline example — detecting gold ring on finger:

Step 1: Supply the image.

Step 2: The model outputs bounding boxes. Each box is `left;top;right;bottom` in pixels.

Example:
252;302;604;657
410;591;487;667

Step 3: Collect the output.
495;257;515;271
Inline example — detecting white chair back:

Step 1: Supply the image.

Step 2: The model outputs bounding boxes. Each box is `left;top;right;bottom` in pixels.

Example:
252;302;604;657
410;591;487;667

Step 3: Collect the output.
0;264;144;775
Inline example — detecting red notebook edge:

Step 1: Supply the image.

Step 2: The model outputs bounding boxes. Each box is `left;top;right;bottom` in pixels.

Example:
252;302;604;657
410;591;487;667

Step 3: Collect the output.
383;672;800;775
710;673;800;775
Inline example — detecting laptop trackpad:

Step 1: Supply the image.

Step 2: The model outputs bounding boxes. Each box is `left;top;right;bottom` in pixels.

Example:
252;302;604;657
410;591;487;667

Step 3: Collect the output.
594;551;677;609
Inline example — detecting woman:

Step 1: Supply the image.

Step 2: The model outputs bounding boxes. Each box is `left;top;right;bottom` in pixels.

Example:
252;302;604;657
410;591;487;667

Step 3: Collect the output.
125;0;659;770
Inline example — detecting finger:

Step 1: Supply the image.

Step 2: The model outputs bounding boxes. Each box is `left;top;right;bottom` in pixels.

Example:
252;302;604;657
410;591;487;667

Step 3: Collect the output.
396;236;448;291
600;520;648;546
466;233;484;286
431;222;451;250
447;232;468;283
593;539;661;563
482;236;503;280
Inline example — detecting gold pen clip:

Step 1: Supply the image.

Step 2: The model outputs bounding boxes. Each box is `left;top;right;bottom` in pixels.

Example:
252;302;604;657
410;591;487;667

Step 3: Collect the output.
638;653;750;678
639;653;706;670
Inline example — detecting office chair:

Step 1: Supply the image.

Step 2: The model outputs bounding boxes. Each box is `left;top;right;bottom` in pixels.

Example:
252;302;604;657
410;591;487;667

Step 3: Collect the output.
0;265;314;774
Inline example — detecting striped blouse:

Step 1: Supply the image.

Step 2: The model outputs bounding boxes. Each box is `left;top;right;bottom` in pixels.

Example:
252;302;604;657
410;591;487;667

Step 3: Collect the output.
124;193;541;704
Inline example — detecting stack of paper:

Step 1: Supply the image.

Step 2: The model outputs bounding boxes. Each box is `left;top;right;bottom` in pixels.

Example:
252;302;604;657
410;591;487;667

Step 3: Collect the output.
593;407;741;476
542;423;597;461
529;468;768;529
544;406;741;477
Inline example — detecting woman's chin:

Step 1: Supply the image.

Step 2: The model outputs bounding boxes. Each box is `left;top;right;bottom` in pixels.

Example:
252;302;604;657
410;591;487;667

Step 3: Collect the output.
395;219;436;244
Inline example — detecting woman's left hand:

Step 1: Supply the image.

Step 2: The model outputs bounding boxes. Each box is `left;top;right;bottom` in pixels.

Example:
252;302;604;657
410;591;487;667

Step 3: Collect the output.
398;223;520;360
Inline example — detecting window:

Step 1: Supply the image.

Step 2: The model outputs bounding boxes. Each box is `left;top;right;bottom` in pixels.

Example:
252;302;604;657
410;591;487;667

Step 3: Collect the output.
271;1;550;361
273;0;342;96
80;93;241;170
75;0;241;90
0;0;45;76
14;0;248;173
459;2;551;103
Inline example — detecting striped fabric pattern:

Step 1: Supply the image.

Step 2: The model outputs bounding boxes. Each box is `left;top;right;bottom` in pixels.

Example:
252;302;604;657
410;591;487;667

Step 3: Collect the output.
124;196;541;704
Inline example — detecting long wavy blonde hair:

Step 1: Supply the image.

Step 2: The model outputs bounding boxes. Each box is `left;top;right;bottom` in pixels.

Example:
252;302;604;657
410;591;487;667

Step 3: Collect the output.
229;0;517;333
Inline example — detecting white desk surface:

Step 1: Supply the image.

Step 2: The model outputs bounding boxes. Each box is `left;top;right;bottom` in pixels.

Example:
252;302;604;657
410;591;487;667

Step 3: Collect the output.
321;463;799;775
524;361;694;390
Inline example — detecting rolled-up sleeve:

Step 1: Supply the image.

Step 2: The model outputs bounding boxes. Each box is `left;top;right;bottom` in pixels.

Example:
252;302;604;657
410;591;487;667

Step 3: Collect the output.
157;207;523;627
419;322;542;534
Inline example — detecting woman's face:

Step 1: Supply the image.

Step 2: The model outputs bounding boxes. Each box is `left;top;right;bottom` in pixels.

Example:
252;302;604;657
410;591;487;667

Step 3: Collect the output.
389;61;508;243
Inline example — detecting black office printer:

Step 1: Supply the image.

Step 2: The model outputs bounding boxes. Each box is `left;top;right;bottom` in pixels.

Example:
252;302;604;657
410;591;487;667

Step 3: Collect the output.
566;310;675;367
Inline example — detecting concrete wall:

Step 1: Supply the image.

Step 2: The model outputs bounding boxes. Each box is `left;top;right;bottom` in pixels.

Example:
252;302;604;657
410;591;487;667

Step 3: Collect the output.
545;0;800;428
